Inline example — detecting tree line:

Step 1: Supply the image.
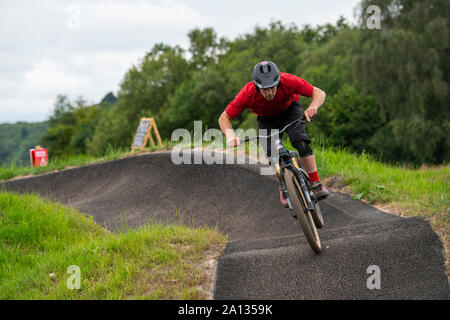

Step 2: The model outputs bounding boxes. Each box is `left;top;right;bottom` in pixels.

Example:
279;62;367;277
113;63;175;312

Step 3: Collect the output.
39;0;449;166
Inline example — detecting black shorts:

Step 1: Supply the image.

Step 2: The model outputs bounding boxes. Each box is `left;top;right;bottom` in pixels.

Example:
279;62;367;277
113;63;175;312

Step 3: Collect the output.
257;100;311;158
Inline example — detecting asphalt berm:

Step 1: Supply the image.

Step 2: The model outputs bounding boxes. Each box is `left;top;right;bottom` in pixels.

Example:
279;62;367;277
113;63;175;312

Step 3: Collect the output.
2;151;448;299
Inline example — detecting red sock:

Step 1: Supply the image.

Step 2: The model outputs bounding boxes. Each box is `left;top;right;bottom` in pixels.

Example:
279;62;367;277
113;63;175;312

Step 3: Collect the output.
308;171;320;183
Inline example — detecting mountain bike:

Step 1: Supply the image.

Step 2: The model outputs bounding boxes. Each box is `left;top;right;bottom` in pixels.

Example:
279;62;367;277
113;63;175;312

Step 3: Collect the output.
240;116;324;253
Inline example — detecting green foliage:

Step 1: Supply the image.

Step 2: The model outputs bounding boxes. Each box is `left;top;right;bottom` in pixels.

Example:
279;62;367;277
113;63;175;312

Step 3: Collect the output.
0;192;227;299
296;27;362;144
109;43;190;150
40;95;77;158
41;95;103;158
219;21;308;95
325;85;382;153
300;57;346;96
238;112;258;131
158;67;229;137
0;122;48;167
301;16;351;45
188;27;227;70
297;27;358;86
354;0;449;164
118;43;189;118
86;102;132;156
100;92;118;105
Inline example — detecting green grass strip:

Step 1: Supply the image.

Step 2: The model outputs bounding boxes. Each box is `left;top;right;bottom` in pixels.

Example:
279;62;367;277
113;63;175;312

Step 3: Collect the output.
0;192;227;300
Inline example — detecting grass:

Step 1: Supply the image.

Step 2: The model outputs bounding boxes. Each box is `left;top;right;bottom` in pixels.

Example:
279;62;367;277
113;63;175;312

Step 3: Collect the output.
0;192;227;299
312;143;449;223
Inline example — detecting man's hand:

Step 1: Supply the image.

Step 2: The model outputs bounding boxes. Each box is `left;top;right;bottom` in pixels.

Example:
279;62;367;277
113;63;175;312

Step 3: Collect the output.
227;135;241;147
304;106;318;122
304;87;326;122
219;112;241;147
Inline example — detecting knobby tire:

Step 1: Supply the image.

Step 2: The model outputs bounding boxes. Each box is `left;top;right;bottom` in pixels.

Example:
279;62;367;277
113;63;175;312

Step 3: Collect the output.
284;169;322;253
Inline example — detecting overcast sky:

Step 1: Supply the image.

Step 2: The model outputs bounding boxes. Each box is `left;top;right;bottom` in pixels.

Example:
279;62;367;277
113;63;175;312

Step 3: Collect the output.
0;0;361;124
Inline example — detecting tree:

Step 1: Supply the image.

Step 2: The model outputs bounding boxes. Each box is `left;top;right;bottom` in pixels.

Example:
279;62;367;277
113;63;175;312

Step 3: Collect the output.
354;0;449;164
301;16;350;45
157;67;229;137
71;104;101;154
217;21;310;127
86;102;132;156
113;43;190;145
100;92;118;105
188;27;227;70
41;95;104;157
41;95;77;157
295;27;360;142
326;85;382;154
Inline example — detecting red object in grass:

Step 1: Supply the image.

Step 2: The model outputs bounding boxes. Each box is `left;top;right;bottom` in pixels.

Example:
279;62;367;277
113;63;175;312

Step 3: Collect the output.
30;146;48;167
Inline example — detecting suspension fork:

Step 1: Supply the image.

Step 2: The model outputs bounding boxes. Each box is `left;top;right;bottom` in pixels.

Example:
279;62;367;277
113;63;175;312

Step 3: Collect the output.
291;168;315;212
277;162;290;200
275;152;314;211
290;153;316;208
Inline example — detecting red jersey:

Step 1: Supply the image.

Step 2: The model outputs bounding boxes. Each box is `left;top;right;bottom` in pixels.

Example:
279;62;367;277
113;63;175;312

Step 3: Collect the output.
225;72;314;119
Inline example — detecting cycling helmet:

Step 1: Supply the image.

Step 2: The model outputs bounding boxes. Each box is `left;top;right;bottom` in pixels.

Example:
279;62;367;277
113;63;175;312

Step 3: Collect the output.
252;61;281;89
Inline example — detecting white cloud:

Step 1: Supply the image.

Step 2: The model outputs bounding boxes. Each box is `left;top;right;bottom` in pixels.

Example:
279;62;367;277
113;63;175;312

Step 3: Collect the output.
0;97;55;123
0;0;213;123
82;0;210;31
0;0;361;124
23;59;94;93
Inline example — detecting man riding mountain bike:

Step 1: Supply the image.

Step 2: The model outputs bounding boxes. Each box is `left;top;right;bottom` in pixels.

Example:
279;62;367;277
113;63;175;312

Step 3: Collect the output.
218;60;329;207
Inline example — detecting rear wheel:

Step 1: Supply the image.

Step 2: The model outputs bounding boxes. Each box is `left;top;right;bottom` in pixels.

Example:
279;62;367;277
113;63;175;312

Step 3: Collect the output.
284;169;321;253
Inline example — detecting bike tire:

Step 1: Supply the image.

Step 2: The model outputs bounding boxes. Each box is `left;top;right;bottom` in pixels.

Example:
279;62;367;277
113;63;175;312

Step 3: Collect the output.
284;169;321;253
299;170;325;229
311;200;324;229
294;156;324;229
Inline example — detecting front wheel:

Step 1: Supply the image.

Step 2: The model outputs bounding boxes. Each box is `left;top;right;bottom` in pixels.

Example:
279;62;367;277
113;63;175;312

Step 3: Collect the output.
297;168;324;229
311;199;324;229
284;169;321;253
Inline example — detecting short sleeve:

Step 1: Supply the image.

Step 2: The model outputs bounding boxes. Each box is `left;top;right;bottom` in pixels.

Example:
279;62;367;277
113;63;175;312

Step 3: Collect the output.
283;73;314;98
294;77;314;97
225;84;252;119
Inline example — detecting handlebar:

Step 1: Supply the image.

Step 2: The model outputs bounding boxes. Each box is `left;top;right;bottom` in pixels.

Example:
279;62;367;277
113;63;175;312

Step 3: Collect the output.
240;115;308;145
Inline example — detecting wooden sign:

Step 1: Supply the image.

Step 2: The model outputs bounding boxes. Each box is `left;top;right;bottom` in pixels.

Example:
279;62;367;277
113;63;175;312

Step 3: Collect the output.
131;117;163;150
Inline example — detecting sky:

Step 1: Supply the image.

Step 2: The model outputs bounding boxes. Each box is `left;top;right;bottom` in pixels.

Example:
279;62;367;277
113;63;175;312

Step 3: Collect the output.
0;0;361;124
